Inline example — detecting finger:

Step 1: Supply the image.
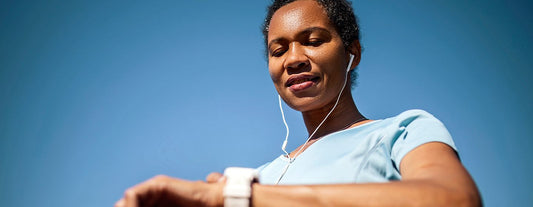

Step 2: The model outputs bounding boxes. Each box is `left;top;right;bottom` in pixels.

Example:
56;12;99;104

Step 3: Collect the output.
217;175;227;183
114;199;125;207
123;188;140;207
205;172;224;183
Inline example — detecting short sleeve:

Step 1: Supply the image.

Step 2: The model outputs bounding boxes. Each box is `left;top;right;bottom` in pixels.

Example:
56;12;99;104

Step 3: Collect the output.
390;109;457;170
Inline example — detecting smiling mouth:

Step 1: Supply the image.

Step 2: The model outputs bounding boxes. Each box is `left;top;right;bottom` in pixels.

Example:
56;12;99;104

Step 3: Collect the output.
286;76;320;87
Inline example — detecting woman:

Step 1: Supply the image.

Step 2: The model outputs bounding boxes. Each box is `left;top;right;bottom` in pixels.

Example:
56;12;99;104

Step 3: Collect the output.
115;0;482;206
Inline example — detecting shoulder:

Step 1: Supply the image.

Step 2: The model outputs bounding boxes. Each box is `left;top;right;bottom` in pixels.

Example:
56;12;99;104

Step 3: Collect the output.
390;109;452;139
337;109;445;142
393;109;440;123
372;109;446;136
388;109;448;132
385;109;457;168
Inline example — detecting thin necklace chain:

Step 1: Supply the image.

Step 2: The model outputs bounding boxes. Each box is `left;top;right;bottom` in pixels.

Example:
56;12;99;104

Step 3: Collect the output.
340;116;368;131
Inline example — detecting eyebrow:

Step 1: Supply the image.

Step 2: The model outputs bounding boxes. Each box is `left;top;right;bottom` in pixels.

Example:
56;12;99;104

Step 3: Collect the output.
268;27;331;50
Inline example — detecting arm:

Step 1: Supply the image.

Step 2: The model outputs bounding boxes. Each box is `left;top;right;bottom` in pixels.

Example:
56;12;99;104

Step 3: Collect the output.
252;142;481;207
115;142;481;207
114;175;224;207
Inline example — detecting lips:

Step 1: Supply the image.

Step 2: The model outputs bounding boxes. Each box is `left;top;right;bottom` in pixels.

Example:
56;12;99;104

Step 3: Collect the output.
285;74;320;91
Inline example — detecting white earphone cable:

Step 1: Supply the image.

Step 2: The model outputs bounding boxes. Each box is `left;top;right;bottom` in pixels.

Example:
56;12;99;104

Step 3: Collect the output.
276;54;355;184
278;95;290;156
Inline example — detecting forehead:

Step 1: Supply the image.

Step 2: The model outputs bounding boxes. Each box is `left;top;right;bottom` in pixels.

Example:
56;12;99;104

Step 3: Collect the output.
268;0;334;40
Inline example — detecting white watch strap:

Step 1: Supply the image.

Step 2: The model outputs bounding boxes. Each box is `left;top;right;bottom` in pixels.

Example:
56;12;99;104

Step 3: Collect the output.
224;196;250;207
223;167;258;207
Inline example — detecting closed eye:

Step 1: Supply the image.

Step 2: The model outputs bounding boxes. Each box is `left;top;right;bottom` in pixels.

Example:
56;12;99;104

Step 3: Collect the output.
304;39;324;47
271;48;287;57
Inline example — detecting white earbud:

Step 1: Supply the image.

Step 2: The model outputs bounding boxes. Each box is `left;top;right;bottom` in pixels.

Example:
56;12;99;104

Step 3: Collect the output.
347;53;354;72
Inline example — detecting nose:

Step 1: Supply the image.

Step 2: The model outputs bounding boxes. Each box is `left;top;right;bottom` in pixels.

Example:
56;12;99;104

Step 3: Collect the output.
283;43;309;71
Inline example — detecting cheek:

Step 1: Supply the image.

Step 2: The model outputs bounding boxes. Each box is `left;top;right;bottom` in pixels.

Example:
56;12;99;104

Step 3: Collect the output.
308;47;345;74
306;45;341;64
268;61;283;85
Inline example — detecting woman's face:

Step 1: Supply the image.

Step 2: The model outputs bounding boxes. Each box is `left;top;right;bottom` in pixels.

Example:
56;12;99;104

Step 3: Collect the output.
267;0;352;112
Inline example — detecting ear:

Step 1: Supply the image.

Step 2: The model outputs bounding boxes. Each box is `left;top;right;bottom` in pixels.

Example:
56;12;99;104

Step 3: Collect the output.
347;40;361;71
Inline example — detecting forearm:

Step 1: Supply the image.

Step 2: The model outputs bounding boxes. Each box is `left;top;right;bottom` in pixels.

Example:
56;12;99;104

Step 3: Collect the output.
252;180;481;207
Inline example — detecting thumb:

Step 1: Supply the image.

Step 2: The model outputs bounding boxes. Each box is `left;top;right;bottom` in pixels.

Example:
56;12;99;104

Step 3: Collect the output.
205;172;224;183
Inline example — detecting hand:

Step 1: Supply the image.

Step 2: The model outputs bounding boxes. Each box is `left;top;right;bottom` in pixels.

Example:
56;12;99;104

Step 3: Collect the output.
115;175;224;207
205;172;225;184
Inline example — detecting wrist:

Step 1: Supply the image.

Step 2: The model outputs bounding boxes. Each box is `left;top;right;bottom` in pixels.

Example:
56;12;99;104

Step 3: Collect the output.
194;181;224;207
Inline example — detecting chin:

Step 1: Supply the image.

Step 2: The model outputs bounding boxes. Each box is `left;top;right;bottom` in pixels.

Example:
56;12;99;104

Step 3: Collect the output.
285;96;327;112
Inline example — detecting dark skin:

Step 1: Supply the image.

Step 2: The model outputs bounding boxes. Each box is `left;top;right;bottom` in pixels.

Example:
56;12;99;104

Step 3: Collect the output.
115;1;482;206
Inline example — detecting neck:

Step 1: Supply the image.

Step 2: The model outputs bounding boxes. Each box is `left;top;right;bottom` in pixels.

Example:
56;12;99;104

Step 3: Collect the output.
301;90;364;139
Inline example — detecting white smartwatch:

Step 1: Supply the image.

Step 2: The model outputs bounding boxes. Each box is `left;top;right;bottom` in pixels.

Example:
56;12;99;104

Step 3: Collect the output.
223;167;259;207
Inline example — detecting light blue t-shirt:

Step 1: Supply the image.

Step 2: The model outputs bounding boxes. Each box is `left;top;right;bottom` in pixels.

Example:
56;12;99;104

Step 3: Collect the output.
258;109;457;185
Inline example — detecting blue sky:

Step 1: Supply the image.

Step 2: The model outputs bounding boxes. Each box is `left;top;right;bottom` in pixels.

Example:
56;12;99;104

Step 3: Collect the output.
1;0;532;206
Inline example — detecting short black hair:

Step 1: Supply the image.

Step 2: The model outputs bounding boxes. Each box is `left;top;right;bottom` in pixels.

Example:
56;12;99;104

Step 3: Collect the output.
262;0;361;87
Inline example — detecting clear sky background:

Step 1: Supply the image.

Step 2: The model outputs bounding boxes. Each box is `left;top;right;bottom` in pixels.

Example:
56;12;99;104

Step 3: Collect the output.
1;0;532;206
